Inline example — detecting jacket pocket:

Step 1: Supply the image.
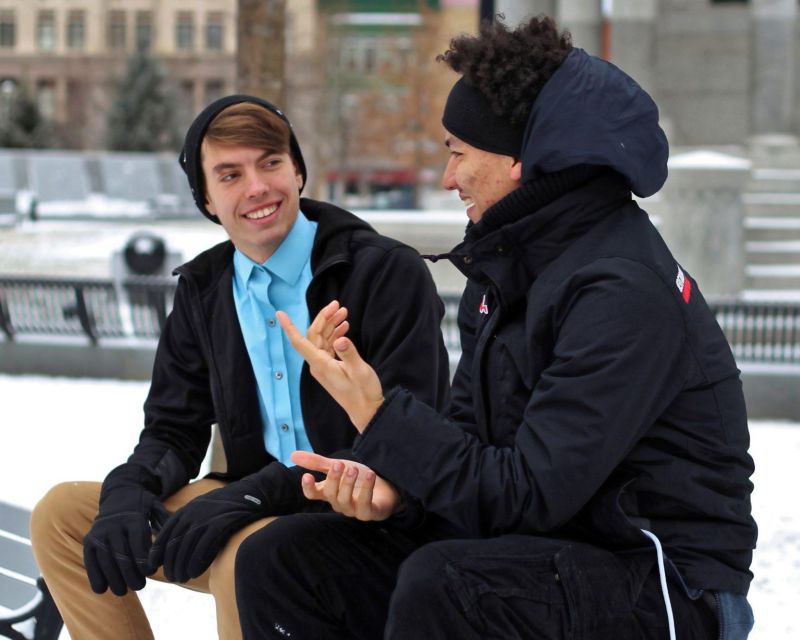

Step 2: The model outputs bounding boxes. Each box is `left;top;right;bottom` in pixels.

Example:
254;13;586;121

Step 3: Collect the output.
444;550;569;639
554;544;654;640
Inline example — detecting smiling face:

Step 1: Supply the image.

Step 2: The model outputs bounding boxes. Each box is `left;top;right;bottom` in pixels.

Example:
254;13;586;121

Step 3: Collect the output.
201;140;303;264
442;132;522;223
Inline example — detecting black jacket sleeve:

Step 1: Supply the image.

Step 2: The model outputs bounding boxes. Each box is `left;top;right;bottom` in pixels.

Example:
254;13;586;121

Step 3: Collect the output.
354;260;692;538
358;244;450;412
129;280;214;497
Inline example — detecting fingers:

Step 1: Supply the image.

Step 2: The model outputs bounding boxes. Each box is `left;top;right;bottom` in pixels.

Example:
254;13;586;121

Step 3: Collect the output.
332;337;367;371
307;301;349;354
147;515;177;571
299;460;379;520
92;542;129;596
290;450;333;473
276;311;322;364
84;545;110;594
115;536;148;591
353;470;377;520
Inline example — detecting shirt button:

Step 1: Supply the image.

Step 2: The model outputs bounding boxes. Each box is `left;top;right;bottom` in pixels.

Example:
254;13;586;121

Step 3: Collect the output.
268;319;276;327
280;423;289;432
275;371;284;380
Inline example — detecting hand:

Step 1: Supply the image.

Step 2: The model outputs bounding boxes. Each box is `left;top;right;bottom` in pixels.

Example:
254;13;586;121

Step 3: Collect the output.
307;300;350;357
291;451;400;522
83;464;169;596
278;303;384;431
148;479;267;583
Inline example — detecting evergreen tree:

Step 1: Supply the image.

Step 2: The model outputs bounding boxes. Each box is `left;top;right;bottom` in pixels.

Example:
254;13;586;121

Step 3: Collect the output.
106;48;182;151
0;82;55;148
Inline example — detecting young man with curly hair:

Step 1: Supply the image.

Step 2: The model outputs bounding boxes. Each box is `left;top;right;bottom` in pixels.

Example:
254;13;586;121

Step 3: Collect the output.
235;16;756;640
29;96;450;639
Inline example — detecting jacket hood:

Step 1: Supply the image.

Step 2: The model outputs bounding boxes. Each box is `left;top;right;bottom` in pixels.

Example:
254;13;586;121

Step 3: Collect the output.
522;48;669;198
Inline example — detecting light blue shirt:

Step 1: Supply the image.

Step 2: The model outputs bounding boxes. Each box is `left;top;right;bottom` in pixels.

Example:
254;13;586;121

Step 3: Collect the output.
232;212;317;464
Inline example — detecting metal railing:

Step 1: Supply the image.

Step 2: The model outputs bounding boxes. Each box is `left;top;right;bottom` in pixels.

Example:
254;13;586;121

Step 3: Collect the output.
0;276;176;344
712;300;800;364
1;276;799;365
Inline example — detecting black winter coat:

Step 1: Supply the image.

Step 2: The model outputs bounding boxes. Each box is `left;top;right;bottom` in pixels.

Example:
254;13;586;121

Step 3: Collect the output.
124;198;450;508
353;174;756;595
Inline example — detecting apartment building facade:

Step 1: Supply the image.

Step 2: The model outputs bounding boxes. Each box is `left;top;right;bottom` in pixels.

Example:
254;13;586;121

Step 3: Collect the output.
0;0;237;149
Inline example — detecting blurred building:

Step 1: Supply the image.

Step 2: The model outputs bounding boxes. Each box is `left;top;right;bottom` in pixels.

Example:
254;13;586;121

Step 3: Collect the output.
496;0;800;148
0;0;798;205
0;0;237;149
0;0;474;206
307;1;476;208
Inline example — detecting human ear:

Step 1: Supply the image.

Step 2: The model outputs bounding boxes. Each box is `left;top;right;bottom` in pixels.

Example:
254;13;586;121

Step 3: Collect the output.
510;159;522;182
204;192;217;216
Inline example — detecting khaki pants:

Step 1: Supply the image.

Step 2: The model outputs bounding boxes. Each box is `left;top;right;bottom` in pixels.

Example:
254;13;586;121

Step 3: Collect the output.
30;479;275;640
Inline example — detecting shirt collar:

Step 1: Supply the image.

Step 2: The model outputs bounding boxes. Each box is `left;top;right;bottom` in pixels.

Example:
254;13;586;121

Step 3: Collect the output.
233;211;316;288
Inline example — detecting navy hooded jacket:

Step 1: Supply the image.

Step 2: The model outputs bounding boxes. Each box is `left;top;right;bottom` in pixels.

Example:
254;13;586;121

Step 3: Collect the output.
352;49;756;595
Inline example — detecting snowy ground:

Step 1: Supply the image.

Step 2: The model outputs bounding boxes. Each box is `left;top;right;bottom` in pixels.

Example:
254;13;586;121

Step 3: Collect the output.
0;374;797;639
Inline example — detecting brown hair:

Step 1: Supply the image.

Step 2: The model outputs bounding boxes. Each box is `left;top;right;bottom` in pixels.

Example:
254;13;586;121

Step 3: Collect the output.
204;102;292;155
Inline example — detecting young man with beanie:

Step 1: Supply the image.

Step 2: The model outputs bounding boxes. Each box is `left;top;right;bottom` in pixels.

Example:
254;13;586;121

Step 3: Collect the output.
29;95;450;639
235;16;757;640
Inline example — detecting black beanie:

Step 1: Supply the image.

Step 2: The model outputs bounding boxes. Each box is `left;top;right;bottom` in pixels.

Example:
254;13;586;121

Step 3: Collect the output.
179;94;308;224
442;78;525;157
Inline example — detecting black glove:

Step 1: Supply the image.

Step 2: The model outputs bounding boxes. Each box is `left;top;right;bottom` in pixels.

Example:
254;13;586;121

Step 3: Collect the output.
148;463;305;583
83;463;169;596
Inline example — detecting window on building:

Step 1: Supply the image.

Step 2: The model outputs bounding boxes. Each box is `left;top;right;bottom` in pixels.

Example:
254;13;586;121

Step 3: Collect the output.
339;36;380;74
176;12;194;51
206;12;224;51
136;11;153;51
108;10;126;50
37;80;56;120
0;10;15;49
37;11;56;51
205;79;224;104
179;80;194;109
177;79;195;127
67;10;86;50
0;78;17;116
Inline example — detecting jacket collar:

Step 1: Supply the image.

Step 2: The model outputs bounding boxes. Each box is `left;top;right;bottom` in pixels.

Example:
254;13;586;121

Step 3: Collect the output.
175;198;376;295
451;171;632;309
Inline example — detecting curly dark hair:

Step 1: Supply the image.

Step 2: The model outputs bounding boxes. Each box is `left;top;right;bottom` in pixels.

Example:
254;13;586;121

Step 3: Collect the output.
437;15;572;126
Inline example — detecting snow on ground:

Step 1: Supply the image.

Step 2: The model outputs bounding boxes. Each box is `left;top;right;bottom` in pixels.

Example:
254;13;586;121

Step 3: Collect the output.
0;373;798;639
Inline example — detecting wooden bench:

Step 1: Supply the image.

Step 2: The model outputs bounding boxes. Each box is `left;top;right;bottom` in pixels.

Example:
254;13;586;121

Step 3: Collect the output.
0;501;62;640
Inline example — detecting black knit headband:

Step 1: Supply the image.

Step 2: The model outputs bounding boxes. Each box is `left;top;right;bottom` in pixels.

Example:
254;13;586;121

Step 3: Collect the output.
441;78;525;157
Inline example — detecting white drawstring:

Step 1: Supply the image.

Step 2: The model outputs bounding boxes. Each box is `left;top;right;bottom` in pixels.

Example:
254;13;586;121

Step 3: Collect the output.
640;528;676;640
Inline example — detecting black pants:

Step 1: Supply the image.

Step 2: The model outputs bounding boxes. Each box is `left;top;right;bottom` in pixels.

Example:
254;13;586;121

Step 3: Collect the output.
235;513;718;640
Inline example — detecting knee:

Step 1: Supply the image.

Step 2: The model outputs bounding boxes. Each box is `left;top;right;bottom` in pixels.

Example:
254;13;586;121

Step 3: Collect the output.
30;482;98;551
234;524;285;587
233;516;317;594
31;482;80;542
392;543;451;607
208;526;253;596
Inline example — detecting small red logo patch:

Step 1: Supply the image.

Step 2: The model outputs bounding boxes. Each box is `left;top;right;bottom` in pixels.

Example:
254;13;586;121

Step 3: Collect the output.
675;265;692;304
479;294;489;315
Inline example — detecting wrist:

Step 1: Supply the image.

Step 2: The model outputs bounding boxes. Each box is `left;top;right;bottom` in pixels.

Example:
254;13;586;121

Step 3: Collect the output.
351;397;384;433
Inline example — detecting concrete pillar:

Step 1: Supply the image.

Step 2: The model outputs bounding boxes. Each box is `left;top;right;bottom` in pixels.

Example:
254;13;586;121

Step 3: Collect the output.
494;1;555;27
607;0;657;95
751;0;797;136
658;150;751;299
557;0;601;56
